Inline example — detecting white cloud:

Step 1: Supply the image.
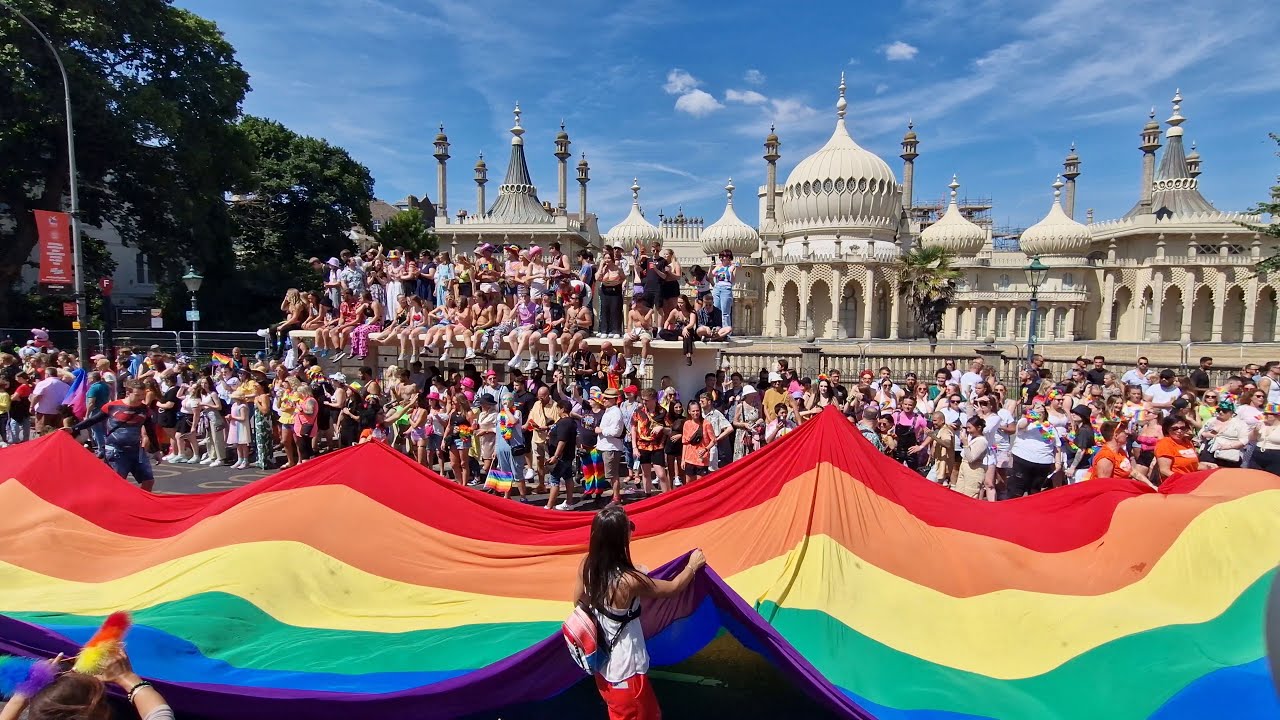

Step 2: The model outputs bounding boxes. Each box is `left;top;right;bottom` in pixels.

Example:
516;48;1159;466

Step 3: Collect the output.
874;83;890;95
663;68;699;95
674;89;724;117
883;41;919;61
725;88;767;105
744;68;765;85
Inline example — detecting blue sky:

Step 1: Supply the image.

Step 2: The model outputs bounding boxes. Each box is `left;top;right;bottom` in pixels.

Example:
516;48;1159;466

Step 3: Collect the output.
177;0;1279;231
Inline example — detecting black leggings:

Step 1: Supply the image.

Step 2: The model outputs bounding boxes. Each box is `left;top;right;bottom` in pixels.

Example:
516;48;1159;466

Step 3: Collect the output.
269;321;302;356
599;286;623;335
1254;448;1280;475
1007;455;1055;498
297;433;315;461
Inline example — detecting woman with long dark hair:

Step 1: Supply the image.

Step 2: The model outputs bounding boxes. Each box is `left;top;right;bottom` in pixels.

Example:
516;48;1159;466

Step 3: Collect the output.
574;504;705;720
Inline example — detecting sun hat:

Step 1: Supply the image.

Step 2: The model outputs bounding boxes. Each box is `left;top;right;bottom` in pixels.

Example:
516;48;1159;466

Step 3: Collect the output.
483;369;497;377
427;391;440;400
768;372;783;383
477;242;495;253
740;385;757;397
328;372;347;384
350;381;363;391
602;388;620;400
1263;403;1280;415
790;390;804;399
460;377;475;388
1071;404;1092;421
326;257;340;268
1217;400;1236;413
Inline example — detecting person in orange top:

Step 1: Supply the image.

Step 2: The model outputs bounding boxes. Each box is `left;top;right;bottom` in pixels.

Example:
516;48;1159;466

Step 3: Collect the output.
1088;420;1152;487
1154;415;1215;483
680;401;715;481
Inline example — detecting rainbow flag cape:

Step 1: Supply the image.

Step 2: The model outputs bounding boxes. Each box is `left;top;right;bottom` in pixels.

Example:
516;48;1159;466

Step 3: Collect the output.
0;407;1277;719
61;367;87;420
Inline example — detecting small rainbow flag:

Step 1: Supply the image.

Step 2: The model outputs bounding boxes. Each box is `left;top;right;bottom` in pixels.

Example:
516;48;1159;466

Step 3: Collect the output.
210;351;234;366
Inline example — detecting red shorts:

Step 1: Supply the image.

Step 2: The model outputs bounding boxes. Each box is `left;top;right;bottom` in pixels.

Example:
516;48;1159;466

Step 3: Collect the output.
594;673;661;720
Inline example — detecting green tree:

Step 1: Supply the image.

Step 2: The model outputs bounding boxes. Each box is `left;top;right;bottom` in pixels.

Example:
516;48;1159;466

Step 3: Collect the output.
0;0;251;323
221;116;374;326
898;244;959;351
1248;133;1280;273
377;208;437;254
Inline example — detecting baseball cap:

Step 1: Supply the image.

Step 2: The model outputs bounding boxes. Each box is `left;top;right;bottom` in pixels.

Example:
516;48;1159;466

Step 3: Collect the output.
1159;369;1176;380
623;384;639;394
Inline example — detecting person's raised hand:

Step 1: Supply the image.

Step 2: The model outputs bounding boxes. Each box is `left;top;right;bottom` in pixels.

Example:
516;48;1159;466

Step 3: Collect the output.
94;646;142;689
687;548;706;573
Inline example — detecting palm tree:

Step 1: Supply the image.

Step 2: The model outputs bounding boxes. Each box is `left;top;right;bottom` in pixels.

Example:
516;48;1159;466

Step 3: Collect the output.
897;245;959;351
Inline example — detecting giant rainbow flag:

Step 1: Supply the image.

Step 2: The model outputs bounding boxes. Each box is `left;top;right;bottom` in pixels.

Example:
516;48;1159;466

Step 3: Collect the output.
0;407;1277;719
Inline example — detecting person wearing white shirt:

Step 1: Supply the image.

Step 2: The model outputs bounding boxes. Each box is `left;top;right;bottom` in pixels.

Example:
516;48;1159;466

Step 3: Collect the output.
595;388;627;503
1143;370;1181;415
958;359;984;398
1121;357;1153;387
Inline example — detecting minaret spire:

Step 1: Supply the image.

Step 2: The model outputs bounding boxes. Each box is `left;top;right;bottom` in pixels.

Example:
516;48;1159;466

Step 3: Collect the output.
1062;142;1081;219
836;71;847;120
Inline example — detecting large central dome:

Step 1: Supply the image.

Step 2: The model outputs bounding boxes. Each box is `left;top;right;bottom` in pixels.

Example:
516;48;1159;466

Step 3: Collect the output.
779;74;901;252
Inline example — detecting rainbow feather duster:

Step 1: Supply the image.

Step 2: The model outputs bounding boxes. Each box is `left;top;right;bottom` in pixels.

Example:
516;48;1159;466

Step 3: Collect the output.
71;611;131;675
0;655;57;699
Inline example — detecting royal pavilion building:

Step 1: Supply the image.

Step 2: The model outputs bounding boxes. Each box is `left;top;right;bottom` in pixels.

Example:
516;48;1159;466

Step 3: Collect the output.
421;76;1269;345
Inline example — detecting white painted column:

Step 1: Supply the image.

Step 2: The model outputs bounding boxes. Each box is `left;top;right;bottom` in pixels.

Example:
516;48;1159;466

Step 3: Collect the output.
1180;285;1193;343
862;272;875;339
1211;275;1226;343
1065;306;1077;341
831;267;844;339
1098;273;1114;341
1243;276;1258;343
889;287;901;340
798;267;811;337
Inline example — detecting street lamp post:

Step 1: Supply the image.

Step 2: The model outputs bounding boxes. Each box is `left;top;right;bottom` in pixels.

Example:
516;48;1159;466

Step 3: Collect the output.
182;267;203;359
1024;256;1049;369
2;2;88;365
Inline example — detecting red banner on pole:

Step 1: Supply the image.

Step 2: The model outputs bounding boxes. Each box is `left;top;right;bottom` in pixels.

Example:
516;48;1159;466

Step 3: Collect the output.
35;210;72;290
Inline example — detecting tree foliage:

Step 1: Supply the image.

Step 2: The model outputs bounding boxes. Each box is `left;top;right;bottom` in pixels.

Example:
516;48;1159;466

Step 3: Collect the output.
376;208;437;254
0;0;251;323
1248;133;1280;274
220;116;374;326
898;244;959;349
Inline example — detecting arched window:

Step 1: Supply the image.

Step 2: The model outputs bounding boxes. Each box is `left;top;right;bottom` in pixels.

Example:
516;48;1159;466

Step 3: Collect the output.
995;308;1009;338
998;274;1010;291
1062;273;1074;290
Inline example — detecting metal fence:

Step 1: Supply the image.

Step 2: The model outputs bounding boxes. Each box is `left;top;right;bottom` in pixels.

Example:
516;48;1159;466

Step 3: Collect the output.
721;339;1263;387
0;327;268;362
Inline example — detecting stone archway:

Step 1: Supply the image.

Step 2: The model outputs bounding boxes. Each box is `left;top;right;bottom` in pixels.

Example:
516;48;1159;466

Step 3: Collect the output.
1111;286;1133;341
781;281;801;337
1160;286;1183;342
1222;286;1246;343
1255;287;1277;342
808;279;832;339
873;285;890;338
840;280;863;339
1190;285;1213;342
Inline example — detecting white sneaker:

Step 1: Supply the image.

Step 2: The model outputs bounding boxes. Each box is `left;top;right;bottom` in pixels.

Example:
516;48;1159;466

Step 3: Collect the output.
507;355;521;368
256;328;270;338
624;358;635;376
555;501;572;510
523;358;537;373
558;355;572;367
163;453;177;462
637;358;647;374
332;351;347;362
524;466;535;480
464;350;476;360
200;456;216;465
546;358;556;372
208;459;224;468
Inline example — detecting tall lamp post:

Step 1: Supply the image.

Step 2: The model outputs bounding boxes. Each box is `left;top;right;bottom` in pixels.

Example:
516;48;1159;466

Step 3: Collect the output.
1024;256;1049;368
2;2;88;364
182;267;203;359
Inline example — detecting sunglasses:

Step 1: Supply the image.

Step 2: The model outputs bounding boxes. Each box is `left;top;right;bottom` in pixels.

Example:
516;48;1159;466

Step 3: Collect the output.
1170;425;1189;431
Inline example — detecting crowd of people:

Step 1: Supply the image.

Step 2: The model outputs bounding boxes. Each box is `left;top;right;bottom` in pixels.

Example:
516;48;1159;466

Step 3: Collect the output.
262;240;740;373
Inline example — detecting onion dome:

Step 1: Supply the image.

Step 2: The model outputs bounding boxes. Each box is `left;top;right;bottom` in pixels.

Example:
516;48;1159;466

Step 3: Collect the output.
701;179;760;256
474;152;487;172
434;123;448;143
1019;176;1092;257
779;72;900;238
556;121;569;142
604;179;662;250
920;175;984;254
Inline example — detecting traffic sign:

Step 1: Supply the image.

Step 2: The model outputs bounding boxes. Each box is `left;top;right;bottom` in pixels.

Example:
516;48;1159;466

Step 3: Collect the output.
185;310;201;322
